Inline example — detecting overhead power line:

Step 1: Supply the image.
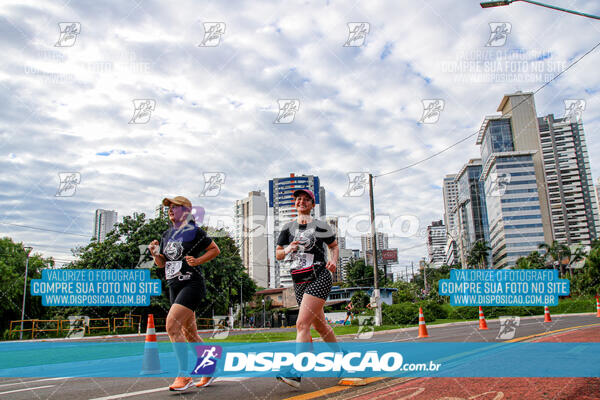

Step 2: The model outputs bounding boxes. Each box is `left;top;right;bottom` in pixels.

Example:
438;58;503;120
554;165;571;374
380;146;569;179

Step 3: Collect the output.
0;222;90;238
376;40;600;178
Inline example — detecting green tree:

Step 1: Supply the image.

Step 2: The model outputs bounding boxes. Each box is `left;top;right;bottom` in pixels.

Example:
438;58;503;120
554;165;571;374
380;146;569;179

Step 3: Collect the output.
466;240;491;269
539;241;571;277
566;246;587;279
0;237;54;334
515;251;546;269
350;291;370;309
572;246;600;296
390;280;420;303
343;259;384;287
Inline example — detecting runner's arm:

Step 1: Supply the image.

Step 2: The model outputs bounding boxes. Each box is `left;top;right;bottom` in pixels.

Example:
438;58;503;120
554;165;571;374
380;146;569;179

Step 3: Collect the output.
185;241;220;266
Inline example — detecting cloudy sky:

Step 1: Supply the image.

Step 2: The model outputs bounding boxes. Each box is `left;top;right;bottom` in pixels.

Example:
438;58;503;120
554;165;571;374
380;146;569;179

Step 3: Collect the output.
1;0;599;274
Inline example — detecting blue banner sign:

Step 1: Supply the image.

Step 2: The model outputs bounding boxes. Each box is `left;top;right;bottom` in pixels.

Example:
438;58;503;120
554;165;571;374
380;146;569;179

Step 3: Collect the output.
0;342;598;378
30;269;162;306
438;269;569;306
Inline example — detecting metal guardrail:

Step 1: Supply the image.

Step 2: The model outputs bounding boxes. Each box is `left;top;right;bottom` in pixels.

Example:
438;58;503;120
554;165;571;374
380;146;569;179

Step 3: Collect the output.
9;314;221;338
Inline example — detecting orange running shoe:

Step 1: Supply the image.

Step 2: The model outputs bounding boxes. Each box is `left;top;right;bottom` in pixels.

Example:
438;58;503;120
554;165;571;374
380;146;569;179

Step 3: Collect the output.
195;376;216;388
169;376;194;391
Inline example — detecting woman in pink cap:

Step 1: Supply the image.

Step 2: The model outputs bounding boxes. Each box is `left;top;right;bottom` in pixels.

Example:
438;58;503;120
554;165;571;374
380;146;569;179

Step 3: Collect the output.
274;189;340;388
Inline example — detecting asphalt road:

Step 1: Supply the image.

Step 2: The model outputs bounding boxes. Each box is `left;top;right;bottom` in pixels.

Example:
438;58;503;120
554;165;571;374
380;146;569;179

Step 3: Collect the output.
0;313;598;400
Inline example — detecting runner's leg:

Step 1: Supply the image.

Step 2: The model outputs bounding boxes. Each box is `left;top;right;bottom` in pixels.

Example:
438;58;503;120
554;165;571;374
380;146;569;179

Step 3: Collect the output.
296;293;325;342
312;307;337;343
166;303;195;375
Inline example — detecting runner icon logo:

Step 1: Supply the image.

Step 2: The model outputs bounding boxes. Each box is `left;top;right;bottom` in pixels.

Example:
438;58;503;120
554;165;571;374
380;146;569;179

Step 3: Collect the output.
192;345;223;375
496;316;520;340
485;22;511;47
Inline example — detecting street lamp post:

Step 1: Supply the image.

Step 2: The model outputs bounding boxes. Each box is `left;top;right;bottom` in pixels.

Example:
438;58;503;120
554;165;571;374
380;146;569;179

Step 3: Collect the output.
262;299;265;328
20;246;33;340
480;0;600;20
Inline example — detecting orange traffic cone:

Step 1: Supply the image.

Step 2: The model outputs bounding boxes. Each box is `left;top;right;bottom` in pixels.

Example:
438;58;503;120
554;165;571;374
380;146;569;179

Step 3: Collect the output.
417;307;429;338
544;306;552;323
140;314;163;375
596;296;600;318
478;306;488;330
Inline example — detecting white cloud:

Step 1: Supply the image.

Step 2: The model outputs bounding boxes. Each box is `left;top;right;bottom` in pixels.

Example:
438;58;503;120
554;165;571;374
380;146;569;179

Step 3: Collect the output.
1;0;599;269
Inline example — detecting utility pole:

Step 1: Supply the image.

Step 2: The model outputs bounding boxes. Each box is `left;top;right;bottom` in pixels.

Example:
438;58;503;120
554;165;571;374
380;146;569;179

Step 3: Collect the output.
368;173;382;326
240;280;243;329
20;246;33;340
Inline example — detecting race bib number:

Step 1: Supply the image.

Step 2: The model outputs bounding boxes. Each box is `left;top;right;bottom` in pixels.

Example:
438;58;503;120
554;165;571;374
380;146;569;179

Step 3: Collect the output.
292;253;314;269
165;261;182;279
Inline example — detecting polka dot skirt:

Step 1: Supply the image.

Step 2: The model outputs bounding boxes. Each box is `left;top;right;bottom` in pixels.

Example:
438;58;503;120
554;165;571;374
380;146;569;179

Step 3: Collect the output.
294;268;333;305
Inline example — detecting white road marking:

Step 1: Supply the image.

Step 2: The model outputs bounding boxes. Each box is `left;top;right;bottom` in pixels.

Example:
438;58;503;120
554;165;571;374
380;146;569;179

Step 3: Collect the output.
0;385;55;395
89;387;166;400
0;377;69;388
88;377;251;399
215;377;250;382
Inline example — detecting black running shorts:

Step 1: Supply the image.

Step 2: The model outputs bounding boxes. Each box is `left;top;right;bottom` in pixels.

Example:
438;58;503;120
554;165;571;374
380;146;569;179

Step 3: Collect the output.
168;279;206;311
293;269;332;305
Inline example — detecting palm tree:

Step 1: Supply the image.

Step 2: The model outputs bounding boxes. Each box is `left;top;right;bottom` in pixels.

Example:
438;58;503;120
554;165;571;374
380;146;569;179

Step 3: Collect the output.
566;246;587;279
467;240;491;269
538;241;571;278
516;251;546;269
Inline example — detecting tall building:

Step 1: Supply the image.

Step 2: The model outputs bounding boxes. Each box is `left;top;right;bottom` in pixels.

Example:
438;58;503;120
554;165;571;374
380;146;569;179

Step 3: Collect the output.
480;151;545;268
93;209;118;243
319;186;326;216
476;92;557;268
234;191;269;288
268;174;325;287
338;248;355;282
454;159;491;267
443;174;459;235
443;174;460;266
494;92;554;244
596;178;600;218
538;114;599;245
427;220;446;267
360;232;389;252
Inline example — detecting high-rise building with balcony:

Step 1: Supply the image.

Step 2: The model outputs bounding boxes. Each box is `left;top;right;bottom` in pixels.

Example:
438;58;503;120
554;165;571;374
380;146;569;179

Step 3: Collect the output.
427;220;446;267
443;174;459;235
93;209;118;243
537;114;599;245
